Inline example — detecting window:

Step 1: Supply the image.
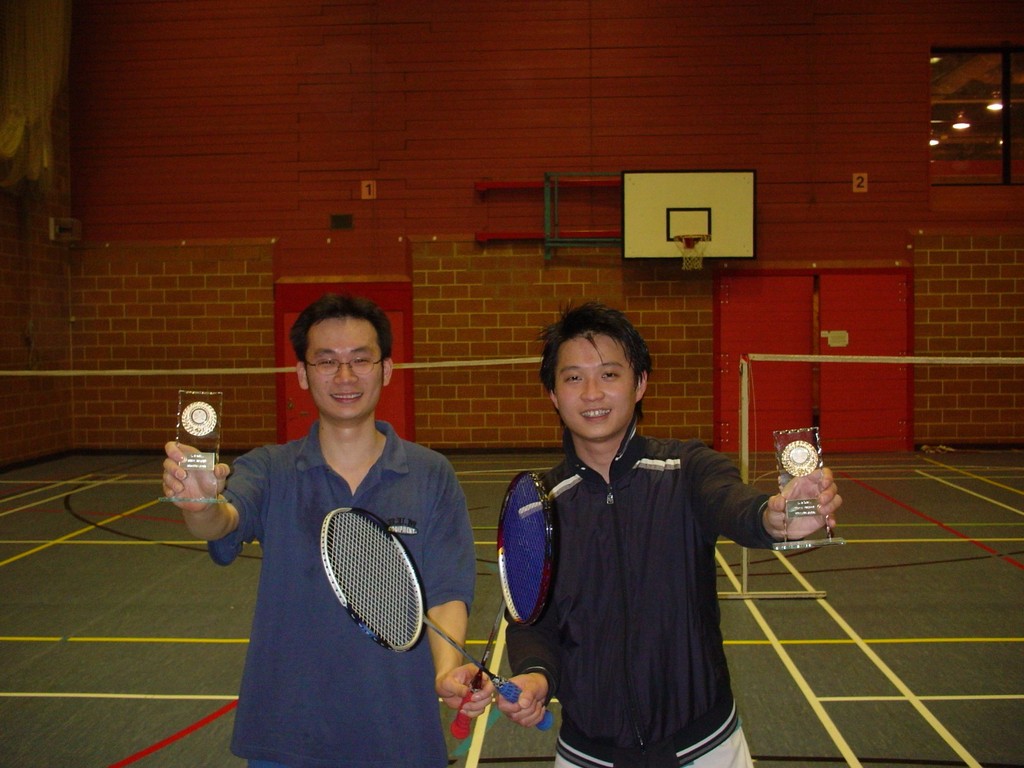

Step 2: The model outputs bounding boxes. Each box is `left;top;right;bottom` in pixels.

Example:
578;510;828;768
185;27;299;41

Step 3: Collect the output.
930;46;1022;185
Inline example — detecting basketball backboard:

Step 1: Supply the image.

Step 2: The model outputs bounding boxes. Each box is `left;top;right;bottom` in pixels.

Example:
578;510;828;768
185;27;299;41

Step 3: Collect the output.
622;170;756;260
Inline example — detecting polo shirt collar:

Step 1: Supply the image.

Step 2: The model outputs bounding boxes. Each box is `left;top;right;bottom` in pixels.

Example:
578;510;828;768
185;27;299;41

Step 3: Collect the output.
294;419;410;479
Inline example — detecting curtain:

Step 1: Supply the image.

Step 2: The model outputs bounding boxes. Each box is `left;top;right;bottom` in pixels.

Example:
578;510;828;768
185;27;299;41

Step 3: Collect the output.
0;0;72;193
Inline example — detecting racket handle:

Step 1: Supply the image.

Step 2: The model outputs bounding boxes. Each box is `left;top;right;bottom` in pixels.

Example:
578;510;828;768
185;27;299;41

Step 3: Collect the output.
537;709;555;731
451;667;486;740
496;681;555;732
450;692;473;739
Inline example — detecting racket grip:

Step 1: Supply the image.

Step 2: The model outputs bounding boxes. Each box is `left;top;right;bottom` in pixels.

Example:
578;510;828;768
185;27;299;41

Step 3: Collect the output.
450;692;473;740
496;681;555;732
537;709;554;730
451;667;486;740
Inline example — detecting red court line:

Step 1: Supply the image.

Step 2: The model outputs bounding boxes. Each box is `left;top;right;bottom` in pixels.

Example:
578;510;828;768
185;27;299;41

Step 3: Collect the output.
838;471;1024;571
106;699;237;767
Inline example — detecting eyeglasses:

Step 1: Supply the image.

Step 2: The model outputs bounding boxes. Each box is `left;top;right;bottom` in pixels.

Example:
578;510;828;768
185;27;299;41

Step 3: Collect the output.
305;357;383;377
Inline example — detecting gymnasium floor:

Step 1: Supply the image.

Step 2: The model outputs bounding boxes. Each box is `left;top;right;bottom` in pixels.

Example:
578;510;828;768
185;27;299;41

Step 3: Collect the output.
1;448;1021;767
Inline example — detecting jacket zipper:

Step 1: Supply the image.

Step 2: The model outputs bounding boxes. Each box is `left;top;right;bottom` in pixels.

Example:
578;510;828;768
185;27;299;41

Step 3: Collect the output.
609;481;649;753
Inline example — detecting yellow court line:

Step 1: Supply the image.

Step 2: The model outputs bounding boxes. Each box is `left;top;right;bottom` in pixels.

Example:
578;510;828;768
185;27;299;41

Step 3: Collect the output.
0;690;487;706
18;537;1016;546
0;478;164;486
0;635;490;647
832;522;1024;527
0;474;130;518
0;692;237;701
0;540;205;546
917;469;1024;518
770;553;984;768
850;636;1024;644
75;636;249;644
846;537;1024;542
464;613;510;768
723;637;1023;646
715;549;863;767
0;636;248;643
717;537;1024;545
923;456;1024;497
818;694;1024;703
13;691;1018;704
0;487;154;569
0;474;157;482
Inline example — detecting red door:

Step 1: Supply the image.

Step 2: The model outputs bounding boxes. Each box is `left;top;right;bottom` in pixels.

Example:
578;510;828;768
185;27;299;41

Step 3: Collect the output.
715;270;912;454
274;282;415;443
818;272;912;451
715;274;815;452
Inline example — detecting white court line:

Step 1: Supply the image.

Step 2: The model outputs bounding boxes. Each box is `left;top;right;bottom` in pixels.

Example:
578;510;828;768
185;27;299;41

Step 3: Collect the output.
768;552;983;768
0;356;543;377
916;469;1024;518
715;550;863;767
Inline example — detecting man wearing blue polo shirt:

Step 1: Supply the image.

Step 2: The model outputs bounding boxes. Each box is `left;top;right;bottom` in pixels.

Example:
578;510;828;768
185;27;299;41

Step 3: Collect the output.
162;293;481;768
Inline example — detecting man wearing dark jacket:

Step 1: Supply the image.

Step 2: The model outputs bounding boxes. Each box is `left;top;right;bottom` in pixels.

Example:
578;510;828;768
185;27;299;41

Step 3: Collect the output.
494;302;843;768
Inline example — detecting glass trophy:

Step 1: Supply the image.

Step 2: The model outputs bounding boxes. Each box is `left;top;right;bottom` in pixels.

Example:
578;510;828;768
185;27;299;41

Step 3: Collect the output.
770;426;845;551
161;389;224;504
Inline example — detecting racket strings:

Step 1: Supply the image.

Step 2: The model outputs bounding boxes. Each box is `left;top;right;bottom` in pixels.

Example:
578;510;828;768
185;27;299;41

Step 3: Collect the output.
500;476;550;622
324;513;422;650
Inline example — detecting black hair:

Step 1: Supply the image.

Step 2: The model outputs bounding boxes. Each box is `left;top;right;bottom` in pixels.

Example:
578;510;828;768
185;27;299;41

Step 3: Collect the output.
538;302;652;413
289;293;393;362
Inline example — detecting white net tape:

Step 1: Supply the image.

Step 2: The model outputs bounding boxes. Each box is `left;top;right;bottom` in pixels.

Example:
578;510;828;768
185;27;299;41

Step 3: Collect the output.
738;352;1024;482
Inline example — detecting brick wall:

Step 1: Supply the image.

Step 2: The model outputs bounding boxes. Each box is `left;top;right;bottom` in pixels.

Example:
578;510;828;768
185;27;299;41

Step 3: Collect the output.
64;240;278;453
410;233;1024;451
5;231;1022;468
0;82;74;467
6;2;1024;466
913;233;1024;445
411;236;717;449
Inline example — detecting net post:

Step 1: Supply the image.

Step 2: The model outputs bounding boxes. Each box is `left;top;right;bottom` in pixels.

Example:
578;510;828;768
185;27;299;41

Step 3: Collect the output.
718;354;828;601
739;357;751;595
739;357;750;485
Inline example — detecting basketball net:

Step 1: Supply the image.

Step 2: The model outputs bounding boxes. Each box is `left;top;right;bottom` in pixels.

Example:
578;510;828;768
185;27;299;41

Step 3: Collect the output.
673;235;710;270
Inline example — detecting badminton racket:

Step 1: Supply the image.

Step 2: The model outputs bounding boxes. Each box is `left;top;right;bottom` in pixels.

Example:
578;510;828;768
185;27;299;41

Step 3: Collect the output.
450;602;503;738
452;472;557;737
319;507;550;728
498;471;555;624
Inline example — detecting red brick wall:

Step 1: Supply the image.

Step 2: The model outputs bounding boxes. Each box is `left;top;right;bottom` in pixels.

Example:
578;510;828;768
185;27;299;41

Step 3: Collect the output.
0;207;74;464
4;231;1021;469
413;233;1023;451
913;233;1024;445
5;2;1024;467
15;235;719;459
411;236;717;449
64;240;278;453
0;83;74;466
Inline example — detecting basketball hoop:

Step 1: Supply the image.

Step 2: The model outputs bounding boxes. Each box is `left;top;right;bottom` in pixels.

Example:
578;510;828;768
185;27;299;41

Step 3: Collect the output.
673;234;710;270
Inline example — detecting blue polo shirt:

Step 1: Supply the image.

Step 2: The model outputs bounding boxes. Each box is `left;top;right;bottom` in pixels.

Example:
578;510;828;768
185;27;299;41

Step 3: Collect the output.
210;421;475;768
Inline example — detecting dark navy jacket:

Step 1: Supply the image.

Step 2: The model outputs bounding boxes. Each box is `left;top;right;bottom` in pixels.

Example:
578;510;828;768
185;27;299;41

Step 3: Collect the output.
507;426;774;765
